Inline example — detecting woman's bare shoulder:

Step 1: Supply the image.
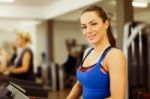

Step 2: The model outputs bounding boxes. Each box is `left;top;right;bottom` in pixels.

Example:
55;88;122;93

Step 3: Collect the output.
106;48;126;68
108;48;125;57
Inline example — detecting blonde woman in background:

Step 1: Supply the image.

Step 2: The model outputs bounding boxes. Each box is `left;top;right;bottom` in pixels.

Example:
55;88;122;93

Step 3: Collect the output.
1;32;35;81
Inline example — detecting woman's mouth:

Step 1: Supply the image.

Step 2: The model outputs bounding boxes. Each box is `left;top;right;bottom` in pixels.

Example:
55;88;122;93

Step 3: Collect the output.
87;34;96;40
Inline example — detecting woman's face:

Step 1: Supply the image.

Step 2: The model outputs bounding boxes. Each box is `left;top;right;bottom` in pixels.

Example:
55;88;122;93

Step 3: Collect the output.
16;35;26;47
80;11;109;44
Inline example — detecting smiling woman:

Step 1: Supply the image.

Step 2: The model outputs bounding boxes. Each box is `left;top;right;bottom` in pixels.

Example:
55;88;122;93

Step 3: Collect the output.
80;6;116;47
67;5;126;99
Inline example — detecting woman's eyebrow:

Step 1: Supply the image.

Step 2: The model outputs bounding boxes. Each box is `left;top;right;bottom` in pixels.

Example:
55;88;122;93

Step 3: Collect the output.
88;19;95;24
81;19;96;25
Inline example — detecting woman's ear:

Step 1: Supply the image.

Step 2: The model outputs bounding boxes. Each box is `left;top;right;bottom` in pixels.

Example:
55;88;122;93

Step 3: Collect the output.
104;20;109;30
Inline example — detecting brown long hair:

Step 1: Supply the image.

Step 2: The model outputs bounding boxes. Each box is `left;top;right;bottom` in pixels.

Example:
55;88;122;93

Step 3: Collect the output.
81;5;116;47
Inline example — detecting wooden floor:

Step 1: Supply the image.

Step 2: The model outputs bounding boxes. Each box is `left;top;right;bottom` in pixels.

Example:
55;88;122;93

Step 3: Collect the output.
48;89;71;99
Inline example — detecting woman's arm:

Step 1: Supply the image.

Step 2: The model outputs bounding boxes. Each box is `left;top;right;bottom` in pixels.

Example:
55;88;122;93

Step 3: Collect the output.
106;49;126;99
66;81;82;99
0;51;10;74
1;51;9;67
10;51;31;74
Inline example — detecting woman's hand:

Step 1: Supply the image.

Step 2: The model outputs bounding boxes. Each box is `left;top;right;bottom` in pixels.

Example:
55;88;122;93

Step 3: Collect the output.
0;66;10;75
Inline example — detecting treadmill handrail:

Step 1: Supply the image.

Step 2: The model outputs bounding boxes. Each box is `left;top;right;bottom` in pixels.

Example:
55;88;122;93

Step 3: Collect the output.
126;24;147;48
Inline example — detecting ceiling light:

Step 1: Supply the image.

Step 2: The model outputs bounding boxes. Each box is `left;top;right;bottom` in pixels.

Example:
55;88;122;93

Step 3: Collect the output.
132;2;148;8
0;0;14;3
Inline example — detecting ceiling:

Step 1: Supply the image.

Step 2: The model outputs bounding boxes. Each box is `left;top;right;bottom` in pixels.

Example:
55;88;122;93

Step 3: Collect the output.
0;0;150;21
0;0;65;6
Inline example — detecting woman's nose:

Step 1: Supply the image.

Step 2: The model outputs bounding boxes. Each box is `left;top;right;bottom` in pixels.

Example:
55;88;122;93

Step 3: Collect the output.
85;26;92;34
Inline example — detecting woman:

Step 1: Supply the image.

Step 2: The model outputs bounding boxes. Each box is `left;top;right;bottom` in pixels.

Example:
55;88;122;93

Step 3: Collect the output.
67;6;126;99
8;32;35;81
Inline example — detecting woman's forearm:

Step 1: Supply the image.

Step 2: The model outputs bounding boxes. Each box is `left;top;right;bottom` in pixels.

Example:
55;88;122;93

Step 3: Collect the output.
9;66;27;74
66;81;82;99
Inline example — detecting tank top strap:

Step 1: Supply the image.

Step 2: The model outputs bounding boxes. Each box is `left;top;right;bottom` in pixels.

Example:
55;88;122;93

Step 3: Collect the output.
80;47;94;65
97;46;112;66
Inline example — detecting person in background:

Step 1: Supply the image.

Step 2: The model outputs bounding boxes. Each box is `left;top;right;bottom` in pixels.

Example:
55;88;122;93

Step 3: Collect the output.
63;46;79;88
0;47;9;73
1;32;35;81
67;5;126;99
79;45;88;63
8;45;17;66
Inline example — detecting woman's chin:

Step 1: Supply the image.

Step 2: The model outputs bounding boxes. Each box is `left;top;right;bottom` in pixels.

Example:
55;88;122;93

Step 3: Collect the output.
88;40;97;44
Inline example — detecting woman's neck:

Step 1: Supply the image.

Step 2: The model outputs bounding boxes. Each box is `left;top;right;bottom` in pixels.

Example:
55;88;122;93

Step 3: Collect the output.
21;44;27;49
92;37;110;53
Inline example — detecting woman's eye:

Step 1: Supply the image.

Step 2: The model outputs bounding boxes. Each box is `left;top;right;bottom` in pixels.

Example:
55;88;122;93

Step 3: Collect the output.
81;26;87;29
91;23;97;26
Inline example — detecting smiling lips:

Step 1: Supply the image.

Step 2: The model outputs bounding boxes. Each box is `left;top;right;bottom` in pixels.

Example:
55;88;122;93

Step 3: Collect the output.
87;34;96;40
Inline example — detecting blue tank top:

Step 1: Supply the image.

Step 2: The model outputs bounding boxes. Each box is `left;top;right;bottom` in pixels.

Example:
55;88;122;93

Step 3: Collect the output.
77;46;112;99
